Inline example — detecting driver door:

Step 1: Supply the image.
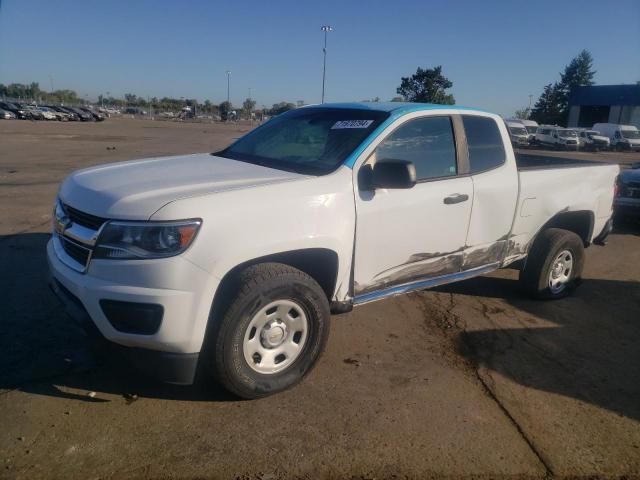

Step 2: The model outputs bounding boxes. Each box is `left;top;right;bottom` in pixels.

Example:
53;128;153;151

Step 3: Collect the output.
353;114;473;298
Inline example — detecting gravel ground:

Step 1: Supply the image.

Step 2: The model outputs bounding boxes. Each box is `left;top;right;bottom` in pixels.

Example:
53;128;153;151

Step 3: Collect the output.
1;118;639;479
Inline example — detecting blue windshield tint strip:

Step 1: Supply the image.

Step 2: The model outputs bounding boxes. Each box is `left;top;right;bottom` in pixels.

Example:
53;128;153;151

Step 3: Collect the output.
341;103;488;169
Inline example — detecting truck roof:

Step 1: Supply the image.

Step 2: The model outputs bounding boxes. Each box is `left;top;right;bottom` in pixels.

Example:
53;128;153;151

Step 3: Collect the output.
306;102;488;115
307;103;493;169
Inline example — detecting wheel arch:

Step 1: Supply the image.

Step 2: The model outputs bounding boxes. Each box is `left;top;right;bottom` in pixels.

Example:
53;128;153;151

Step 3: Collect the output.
537;210;595;248
210;248;340;318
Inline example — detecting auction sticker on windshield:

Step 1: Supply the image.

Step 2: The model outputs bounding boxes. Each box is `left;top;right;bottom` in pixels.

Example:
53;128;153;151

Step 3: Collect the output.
332;120;374;129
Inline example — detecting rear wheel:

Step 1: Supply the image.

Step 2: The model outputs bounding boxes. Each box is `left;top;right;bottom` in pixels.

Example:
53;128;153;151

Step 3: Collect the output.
208;263;330;399
519;228;584;299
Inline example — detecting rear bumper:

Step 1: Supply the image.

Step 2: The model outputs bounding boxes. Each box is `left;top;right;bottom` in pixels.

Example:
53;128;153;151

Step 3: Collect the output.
49;276;200;384
614;198;640;218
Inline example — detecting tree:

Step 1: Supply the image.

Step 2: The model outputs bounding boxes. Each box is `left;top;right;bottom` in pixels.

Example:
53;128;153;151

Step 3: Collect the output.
242;98;256;118
390;96;404;102
219;101;232;120
530;83;564;125
530;50;596;126
513;108;530;120
269;102;295;116
557;49;595;124
396;65;455;104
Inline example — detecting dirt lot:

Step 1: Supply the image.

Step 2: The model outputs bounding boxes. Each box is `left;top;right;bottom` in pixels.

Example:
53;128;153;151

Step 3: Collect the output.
1;118;639;479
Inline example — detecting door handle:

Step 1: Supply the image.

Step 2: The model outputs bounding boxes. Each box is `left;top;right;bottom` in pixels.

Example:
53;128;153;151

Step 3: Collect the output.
443;193;469;205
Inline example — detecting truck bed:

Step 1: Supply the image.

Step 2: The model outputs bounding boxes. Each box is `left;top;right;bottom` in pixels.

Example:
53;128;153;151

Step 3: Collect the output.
515;153;608;170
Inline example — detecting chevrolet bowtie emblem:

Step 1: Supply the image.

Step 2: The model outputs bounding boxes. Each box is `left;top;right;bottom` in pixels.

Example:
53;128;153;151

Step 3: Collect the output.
55;212;71;235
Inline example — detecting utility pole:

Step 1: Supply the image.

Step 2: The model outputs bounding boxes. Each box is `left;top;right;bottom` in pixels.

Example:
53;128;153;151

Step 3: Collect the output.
320;25;332;104
528;94;533;110
226;71;231;105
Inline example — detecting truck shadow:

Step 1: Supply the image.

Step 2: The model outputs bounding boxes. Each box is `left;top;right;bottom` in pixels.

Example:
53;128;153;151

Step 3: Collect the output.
2;231;639;418
434;274;640;422
0;232;235;402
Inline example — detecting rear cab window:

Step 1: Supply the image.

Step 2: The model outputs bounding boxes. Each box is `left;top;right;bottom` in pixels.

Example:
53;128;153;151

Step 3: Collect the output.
462;115;506;173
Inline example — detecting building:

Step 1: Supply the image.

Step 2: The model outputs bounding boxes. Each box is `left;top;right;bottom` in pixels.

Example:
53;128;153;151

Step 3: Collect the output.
567;84;640;128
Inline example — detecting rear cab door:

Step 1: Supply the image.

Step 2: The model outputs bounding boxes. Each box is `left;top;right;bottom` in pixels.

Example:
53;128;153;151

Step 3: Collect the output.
459;114;519;270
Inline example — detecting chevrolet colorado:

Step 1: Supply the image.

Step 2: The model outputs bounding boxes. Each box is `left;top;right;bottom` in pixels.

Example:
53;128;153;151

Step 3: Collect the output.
48;103;618;398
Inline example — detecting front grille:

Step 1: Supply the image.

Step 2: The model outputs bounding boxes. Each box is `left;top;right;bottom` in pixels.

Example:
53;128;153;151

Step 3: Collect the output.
64;204;107;230
60;236;91;267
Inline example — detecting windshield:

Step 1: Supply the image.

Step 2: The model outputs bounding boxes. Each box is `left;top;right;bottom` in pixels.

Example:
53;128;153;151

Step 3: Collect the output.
216;108;389;175
622;130;640;139
525;125;538;134
558;129;578;138
509;127;528;136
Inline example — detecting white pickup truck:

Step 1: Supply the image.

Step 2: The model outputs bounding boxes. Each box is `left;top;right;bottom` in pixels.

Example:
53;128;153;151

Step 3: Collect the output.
48;103;618;398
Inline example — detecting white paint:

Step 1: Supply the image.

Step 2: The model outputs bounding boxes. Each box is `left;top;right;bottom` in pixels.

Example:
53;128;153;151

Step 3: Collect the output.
47;106;619;358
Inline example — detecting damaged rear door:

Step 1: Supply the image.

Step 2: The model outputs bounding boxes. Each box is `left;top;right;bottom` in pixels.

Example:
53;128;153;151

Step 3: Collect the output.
353;113;473;297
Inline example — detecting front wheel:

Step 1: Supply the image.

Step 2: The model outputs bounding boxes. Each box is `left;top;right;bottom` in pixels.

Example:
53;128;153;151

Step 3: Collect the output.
519;228;585;299
208;263;330;399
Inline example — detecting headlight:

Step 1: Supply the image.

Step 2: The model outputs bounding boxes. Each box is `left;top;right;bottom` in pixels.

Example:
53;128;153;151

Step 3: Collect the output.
93;219;201;260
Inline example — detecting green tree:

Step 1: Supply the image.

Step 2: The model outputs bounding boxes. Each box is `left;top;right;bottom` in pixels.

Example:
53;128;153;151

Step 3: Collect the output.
390;96;404;102
530;83;564;125
396;65;455;104
242;97;256;118
219;101;232;120
557;49;595;123
269;102;295;116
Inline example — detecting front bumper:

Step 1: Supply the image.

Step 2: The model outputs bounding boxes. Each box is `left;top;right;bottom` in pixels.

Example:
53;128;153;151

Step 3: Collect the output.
49;277;199;384
47;238;219;384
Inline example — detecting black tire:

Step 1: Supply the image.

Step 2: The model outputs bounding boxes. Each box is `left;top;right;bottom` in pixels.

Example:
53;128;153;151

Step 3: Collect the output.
208;262;330;399
519;228;584;299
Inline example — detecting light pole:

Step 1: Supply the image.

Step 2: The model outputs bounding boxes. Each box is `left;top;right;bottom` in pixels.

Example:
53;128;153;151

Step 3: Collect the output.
528;94;533;110
226;71;231;105
320;25;332;104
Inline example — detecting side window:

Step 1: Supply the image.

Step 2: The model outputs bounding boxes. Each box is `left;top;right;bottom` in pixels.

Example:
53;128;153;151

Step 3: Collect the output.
462;116;506;174
615;131;621;139
374;116;457;180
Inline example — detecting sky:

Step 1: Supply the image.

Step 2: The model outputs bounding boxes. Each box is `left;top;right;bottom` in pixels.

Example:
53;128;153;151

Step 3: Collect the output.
0;0;638;116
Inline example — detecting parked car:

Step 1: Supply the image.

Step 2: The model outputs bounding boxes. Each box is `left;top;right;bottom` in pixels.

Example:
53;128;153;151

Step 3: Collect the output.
593;123;640;151
520;119;539;143
0;101;30;119
79;107;106;121
0;108;16;119
48;102;617;399
535;126;579;150
47;106;78;121
614;163;640;221
504;119;530;147
576;128;610;151
65;106;94;121
33;106;59;121
18;104;45;120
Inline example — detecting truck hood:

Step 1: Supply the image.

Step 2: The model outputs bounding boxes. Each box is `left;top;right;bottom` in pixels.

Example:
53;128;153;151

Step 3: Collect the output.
59;153;307;220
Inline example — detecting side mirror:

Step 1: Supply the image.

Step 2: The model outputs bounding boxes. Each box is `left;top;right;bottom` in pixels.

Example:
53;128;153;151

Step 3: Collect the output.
369;159;417;189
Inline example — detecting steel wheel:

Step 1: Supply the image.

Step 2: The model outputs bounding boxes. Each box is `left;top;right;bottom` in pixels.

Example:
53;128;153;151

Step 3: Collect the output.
242;299;309;374
548;249;573;294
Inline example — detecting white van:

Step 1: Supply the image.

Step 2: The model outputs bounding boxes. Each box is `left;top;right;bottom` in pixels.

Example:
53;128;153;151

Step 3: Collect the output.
535;126;579;150
576;129;611;151
520;119;539;142
504;119;530;147
592;123;640;151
